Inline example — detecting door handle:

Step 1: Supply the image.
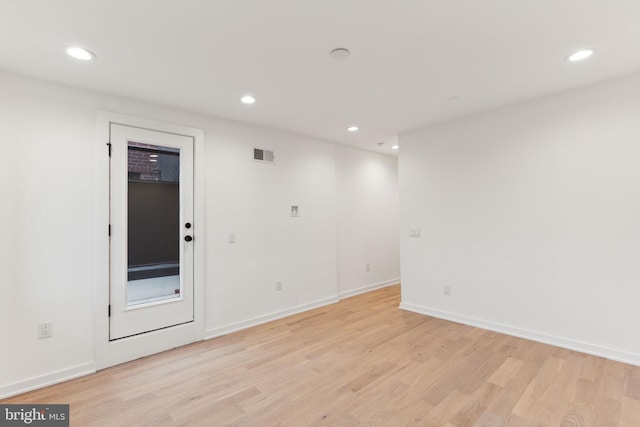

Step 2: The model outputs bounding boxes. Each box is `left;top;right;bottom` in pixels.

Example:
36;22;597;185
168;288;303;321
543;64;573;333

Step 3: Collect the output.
184;235;193;242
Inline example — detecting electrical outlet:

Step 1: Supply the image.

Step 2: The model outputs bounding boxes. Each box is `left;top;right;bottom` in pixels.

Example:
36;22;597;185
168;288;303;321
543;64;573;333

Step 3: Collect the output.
38;322;52;339
366;263;370;272
228;232;236;243
276;281;282;291
443;286;451;296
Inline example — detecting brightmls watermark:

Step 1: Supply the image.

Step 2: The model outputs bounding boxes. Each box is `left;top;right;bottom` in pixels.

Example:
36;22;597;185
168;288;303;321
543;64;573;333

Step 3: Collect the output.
0;405;69;426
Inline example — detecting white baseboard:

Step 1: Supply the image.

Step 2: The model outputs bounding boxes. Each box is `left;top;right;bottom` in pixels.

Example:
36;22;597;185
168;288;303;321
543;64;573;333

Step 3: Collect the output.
0;363;96;400
399;302;640;367
338;278;400;300
205;281;401;341
204;295;340;340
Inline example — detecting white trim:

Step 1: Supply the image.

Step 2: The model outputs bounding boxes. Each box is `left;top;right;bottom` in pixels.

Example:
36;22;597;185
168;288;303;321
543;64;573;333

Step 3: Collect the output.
95;111;206;370
338;278;399;300
205;296;339;340
399;301;640;367
0;363;95;400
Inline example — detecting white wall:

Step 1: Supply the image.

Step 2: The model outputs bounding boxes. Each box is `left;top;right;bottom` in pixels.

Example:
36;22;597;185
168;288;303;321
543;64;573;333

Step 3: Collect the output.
399;74;640;365
0;70;399;397
0;76;98;393
204;124;339;335
336;145;400;297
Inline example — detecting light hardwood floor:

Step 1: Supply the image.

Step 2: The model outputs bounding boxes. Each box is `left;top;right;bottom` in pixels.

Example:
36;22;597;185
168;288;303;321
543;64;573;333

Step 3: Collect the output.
3;285;640;426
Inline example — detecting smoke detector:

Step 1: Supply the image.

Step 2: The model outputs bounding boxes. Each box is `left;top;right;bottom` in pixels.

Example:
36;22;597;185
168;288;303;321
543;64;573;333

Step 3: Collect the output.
330;48;350;60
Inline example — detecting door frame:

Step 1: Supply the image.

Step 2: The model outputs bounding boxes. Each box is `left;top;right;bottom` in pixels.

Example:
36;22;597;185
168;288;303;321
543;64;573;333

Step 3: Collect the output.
95;111;205;369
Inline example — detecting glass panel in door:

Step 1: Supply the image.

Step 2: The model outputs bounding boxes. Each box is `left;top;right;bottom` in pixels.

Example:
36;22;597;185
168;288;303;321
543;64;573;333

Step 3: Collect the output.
127;143;181;306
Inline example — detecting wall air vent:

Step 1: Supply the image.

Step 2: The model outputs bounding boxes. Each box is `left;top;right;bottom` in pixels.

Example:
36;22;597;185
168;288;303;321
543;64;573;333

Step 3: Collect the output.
253;148;275;163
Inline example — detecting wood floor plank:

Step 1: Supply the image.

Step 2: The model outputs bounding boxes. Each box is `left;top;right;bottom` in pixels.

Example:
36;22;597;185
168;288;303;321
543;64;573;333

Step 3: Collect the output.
3;285;640;426
472;411;506;427
619;396;640;426
488;357;525;388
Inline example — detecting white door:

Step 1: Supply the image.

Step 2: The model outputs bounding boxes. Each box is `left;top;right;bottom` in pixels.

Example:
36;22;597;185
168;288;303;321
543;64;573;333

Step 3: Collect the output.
109;124;195;340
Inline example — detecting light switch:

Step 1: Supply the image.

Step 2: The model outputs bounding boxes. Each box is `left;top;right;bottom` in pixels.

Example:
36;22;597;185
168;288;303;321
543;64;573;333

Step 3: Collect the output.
409;229;421;238
228;232;236;243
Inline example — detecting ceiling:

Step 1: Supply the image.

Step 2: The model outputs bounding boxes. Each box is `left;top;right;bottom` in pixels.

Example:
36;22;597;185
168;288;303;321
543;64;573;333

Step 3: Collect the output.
1;1;640;154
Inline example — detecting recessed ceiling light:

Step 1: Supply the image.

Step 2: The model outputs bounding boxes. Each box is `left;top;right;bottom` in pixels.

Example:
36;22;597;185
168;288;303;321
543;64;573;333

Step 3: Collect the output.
347;126;359;132
66;46;95;61
149;154;158;158
241;95;256;104
567;49;594;62
330;48;350;60
392;145;399;150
